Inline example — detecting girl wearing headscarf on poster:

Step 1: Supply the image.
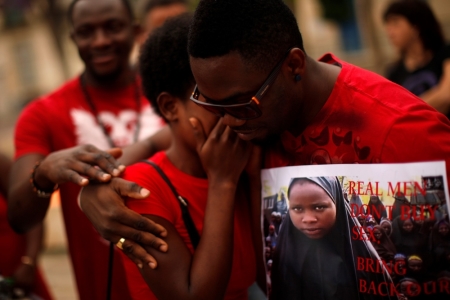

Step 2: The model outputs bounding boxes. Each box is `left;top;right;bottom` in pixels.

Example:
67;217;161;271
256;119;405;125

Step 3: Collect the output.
391;216;428;259
380;218;393;237
430;217;450;273
349;192;365;217
371;225;397;262
368;195;387;225
271;177;395;300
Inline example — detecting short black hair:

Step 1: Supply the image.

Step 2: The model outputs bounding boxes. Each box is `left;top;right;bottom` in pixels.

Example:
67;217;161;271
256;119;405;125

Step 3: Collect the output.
383;0;444;53
67;0;135;25
188;0;305;72
139;13;194;119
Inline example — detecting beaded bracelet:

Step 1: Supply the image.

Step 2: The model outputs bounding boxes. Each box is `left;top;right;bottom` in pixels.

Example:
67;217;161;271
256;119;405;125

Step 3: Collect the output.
30;161;59;198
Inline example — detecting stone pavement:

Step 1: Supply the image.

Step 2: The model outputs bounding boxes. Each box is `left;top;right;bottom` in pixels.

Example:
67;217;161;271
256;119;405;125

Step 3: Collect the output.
41;250;77;300
40;206;77;300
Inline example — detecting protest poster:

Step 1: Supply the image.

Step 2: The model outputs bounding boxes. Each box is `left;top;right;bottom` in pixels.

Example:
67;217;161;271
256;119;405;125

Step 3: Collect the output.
261;161;449;299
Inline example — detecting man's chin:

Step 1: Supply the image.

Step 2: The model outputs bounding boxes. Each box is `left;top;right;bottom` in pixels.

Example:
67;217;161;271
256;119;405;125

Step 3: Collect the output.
88;66;123;83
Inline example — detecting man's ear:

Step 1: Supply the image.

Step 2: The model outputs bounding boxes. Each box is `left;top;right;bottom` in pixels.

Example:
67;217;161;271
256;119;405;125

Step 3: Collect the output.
157;92;179;122
286;48;306;81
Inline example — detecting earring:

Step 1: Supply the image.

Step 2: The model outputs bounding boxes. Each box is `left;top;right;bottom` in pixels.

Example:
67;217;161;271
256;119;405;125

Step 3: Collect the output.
294;74;302;82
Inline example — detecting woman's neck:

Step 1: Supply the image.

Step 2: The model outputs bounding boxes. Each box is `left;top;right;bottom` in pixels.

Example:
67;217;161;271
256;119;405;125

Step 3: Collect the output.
165;139;207;179
403;42;433;72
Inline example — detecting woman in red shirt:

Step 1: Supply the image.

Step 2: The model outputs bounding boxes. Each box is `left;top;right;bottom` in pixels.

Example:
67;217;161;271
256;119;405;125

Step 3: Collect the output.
115;14;264;300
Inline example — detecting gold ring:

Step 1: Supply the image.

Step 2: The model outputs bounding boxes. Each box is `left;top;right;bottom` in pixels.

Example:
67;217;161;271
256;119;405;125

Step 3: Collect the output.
116;238;125;250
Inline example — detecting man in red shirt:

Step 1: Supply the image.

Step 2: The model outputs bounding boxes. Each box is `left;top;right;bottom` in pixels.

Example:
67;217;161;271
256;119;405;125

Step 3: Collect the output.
80;0;450;281
0;153;53;300
7;0;164;299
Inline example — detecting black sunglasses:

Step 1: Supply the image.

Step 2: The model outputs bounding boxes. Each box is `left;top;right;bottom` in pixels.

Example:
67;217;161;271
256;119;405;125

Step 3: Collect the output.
190;48;293;120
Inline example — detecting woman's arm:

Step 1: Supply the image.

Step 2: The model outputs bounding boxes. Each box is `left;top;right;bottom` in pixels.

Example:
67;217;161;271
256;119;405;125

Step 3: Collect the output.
137;119;252;300
118;126;171;165
421;59;450;115
140;182;236;300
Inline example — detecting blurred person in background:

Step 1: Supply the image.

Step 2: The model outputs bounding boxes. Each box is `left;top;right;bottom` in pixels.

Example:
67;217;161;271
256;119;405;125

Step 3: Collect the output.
383;0;450;119
136;0;188;47
0;153;53;300
7;0;165;299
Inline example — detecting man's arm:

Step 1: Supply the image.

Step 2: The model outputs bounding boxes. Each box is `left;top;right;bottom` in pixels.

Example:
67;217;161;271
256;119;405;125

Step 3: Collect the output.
0;152;11;196
0;153;46;294
12;223;44;295
8;145;124;233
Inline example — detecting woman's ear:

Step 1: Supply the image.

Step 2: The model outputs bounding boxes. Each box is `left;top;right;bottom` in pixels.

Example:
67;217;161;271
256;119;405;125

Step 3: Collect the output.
157;92;179;122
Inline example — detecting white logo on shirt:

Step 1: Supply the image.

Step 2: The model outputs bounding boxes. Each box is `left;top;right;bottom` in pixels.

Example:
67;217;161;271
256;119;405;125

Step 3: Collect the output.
70;106;161;149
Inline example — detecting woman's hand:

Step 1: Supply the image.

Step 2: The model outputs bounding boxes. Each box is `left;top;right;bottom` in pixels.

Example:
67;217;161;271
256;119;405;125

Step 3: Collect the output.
189;118;251;184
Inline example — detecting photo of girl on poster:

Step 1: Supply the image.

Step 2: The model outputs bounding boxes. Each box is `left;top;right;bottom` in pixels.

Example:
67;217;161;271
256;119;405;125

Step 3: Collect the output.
271;176;395;300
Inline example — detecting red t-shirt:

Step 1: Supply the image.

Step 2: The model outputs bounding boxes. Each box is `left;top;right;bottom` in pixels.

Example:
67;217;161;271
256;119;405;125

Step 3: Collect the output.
265;54;450;187
121;152;256;300
0;194;53;300
14;77;163;300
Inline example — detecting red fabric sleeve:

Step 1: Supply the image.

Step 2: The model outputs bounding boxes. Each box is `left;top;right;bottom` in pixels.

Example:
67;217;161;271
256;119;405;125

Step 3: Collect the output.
381;103;450;187
123;162;178;223
14;100;53;159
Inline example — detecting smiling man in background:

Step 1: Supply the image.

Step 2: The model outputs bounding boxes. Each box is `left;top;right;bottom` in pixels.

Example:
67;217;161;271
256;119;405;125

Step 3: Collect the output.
7;0;163;299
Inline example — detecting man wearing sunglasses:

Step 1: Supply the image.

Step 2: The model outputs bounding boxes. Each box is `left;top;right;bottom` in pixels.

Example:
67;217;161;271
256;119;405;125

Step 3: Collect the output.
78;0;450;280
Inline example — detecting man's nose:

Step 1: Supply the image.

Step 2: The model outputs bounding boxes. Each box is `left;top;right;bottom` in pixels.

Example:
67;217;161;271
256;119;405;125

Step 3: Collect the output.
92;29;112;47
222;113;246;127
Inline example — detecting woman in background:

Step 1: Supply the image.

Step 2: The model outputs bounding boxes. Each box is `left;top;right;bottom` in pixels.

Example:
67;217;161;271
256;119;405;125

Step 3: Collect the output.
367;195;387;225
383;0;450;118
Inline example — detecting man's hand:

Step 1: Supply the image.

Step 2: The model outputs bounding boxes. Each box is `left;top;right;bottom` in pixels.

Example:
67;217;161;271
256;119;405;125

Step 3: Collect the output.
80;178;168;268
8;145;126;233
35;144;125;189
12;263;35;295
